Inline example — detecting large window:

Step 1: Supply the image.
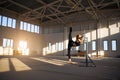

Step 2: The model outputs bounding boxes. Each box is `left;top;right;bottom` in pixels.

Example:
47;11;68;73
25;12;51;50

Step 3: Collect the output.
20;21;24;30
76;46;80;51
20;21;40;34
2;16;7;26
8;18;12;27
59;42;64;51
35;25;38;33
92;41;96;51
3;38;13;48
31;24;34;32
0;15;16;28
12;19;16;28
27;23;31;32
37;26;40;34
84;43;87;51
48;43;51;51
111;40;117;51
103;40;108;50
18;40;29;55
19;41;27;49
55;43;58;51
3;38;14;55
23;22;27;30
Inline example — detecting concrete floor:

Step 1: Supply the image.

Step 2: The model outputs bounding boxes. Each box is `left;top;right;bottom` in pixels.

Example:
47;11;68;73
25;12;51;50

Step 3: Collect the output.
0;56;120;80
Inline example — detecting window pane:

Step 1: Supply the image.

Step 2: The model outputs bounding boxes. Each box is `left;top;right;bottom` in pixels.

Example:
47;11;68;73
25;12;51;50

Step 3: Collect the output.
84;43;87;51
19;41;27;49
3;38;13;48
112;40;116;51
20;21;40;34
2;16;7;26
0;15;1;25
7;39;10;47
58;42;64;51
61;42;64;50
8;18;12;27
3;38;7;47
34;25;38;33
27;23;31;31
20;21;23;30
37;26;40;33
55;43;58;50
76;46;79;50
23;22;27;30
31;24;34;32
10;40;13;48
12;19;16;28
59;43;61;51
92;41;96;50
48;43;51;51
103;41;108;50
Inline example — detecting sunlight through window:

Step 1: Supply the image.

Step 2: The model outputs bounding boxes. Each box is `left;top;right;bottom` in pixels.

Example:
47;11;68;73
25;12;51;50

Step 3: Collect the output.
10;58;31;71
18;41;29;55
31;57;76;66
111;40;117;51
0;58;10;72
8;18;12;27
92;41;96;51
103;40;108;50
2;16;7;26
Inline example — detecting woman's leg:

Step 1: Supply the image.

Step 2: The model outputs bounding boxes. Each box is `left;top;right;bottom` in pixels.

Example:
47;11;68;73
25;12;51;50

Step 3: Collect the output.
68;27;73;61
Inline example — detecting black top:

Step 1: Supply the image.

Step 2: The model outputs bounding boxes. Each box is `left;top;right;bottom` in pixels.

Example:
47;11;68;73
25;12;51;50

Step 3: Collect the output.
74;40;81;46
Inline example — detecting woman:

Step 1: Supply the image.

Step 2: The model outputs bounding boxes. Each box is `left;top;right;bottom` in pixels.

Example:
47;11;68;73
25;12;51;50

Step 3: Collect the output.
68;27;83;63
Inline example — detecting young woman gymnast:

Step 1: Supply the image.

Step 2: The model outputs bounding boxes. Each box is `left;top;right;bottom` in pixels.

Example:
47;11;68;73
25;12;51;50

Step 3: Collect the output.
68;27;84;63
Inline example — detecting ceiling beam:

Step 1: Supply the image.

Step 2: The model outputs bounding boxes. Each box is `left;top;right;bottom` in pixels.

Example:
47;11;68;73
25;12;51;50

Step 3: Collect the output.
0;0;7;5
87;0;99;19
6;0;120;23
69;0;94;17
113;0;120;8
8;0;31;10
36;0;66;24
22;0;62;21
89;0;106;18
99;0;105;4
8;0;54;21
48;7;65;24
27;1;120;21
99;1;120;9
22;0;61;15
52;4;71;8
0;7;19;16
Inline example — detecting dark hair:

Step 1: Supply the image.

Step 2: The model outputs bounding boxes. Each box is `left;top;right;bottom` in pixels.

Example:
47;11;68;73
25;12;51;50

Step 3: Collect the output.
76;34;83;40
76;35;80;39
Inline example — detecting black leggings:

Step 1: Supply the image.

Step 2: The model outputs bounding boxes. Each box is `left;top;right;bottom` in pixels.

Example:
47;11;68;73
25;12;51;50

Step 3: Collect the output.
68;27;73;59
67;27;80;59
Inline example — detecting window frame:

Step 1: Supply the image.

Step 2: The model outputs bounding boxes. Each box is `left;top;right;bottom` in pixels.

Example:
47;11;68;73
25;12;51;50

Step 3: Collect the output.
92;40;96;51
2;16;7;27
12;19;16;28
111;39;117;51
3;38;13;48
7;17;12;27
103;40;108;51
27;23;31;32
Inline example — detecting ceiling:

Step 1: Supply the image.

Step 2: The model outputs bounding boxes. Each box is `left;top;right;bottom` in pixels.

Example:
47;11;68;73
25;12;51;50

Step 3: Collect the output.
0;0;120;23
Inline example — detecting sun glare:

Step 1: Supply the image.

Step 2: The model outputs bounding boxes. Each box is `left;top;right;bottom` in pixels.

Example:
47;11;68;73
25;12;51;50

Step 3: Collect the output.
18;41;29;55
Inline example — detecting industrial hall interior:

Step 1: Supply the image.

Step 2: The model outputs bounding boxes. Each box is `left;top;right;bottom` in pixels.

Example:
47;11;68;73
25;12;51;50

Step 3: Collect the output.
0;0;120;80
